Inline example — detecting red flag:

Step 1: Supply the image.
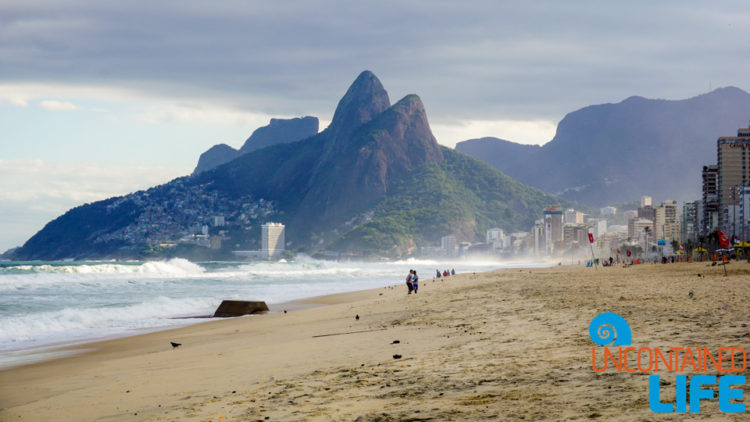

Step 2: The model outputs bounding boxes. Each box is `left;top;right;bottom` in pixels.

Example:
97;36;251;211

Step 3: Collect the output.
588;233;594;244
718;230;731;248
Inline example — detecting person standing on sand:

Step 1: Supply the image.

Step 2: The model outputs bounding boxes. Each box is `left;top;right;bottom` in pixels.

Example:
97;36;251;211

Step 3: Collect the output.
412;270;419;294
406;270;414;294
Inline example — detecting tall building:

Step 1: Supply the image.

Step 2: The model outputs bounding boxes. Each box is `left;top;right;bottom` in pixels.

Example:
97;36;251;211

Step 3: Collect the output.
589;218;608;238
682;201;700;243
532;219;545;255
565;209;584;225
441;235;456;254
640;196;652;208
261;222;285;259
702;164;719;235
717;125;750;231
638;205;655;221
727;186;750;240
486;228;504;250
543;207;564;254
654;201;678;242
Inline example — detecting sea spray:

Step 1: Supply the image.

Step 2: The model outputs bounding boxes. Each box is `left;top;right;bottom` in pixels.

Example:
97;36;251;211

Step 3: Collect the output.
0;257;546;367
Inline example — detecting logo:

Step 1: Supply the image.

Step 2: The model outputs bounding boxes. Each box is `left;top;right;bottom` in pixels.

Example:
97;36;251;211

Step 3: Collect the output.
588;312;746;414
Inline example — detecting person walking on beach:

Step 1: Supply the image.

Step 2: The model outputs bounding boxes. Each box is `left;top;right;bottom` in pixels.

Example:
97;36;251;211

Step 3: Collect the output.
412;270;419;294
406;270;414;294
436;269;441;278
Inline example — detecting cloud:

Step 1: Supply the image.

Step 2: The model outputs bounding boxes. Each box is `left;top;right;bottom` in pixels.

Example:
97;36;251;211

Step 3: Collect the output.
6;97;28;107
0;159;189;251
431;119;558;148
0;1;746;126
38;100;78;111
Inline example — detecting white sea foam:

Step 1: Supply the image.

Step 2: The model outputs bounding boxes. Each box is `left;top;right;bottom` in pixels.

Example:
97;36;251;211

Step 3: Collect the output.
0;256;547;361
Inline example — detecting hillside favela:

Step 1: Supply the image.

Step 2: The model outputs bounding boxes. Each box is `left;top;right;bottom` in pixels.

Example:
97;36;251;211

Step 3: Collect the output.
2;3;750;421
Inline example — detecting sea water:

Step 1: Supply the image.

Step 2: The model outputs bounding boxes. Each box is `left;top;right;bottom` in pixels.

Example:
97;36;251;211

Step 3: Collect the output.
0;256;547;368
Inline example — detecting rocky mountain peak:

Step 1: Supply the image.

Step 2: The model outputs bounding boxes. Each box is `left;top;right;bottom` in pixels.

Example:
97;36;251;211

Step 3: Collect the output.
328;70;391;139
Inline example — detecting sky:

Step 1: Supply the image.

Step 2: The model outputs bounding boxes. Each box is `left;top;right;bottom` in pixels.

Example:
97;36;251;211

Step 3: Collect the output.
1;1;749;252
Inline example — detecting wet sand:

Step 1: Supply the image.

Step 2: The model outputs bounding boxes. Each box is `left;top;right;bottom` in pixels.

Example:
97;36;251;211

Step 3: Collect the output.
2;262;750;421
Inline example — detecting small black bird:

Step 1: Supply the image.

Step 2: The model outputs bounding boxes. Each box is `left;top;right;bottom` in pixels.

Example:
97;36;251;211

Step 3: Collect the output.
170;342;181;348
355;314;360;320
393;354;402;359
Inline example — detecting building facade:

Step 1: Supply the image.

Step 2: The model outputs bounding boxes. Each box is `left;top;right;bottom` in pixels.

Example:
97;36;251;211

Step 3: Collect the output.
717;126;750;231
565;209;584;225
682;201;700;243
702;164;719;235
543;207;564;254
261;222;285;259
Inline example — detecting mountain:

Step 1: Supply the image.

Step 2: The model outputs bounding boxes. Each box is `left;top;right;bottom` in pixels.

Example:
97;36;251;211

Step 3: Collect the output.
238;116;318;154
192;116;319;175
12;71;567;260
193;144;240;176
456;86;750;206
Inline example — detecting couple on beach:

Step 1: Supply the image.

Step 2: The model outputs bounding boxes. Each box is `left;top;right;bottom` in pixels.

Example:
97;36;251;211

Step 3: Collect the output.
406;269;418;294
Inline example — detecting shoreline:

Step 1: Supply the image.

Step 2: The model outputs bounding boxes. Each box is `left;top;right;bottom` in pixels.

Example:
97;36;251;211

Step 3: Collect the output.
5;262;741;420
0;258;547;369
0;282;400;371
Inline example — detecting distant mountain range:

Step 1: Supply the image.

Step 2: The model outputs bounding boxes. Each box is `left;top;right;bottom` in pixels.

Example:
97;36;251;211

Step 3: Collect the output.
193;116;318;175
456;87;750;206
11;71;567;260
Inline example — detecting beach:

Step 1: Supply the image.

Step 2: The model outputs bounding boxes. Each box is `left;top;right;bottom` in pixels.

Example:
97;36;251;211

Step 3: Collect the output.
2;262;750;421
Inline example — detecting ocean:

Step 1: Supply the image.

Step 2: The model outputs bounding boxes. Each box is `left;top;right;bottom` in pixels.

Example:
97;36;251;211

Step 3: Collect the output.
0;256;547;368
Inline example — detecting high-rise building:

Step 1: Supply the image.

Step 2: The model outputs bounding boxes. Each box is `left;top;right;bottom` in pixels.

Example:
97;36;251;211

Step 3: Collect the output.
543;207;564;254
565;209;584;225
702;164;719;235
638;205;655;221
654;200;678;242
640;196;652;208
486;228;504;250
261;222;285;259
726;186;750;239
532;219;545;255
717;125;750;231
682;201;700;243
441;235;456;254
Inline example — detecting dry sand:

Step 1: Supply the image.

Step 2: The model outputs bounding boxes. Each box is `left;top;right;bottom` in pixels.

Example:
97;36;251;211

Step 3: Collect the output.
2;262;750;421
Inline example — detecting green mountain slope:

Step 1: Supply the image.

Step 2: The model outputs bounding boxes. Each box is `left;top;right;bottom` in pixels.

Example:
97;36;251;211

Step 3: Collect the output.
334;147;568;254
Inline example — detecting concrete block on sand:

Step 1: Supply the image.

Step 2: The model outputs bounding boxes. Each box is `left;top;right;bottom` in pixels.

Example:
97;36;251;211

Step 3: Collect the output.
213;300;269;317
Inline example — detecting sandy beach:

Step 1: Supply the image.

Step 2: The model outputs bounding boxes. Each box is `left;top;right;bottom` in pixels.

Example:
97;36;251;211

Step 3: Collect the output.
2;262;750;421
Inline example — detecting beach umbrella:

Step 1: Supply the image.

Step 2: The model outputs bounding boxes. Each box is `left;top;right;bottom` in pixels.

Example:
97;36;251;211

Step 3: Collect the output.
693;247;707;253
733;241;750;247
675;250;685;254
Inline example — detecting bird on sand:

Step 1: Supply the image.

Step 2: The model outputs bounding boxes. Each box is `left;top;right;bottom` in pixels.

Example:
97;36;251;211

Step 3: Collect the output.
355;314;360;320
170;342;181;348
